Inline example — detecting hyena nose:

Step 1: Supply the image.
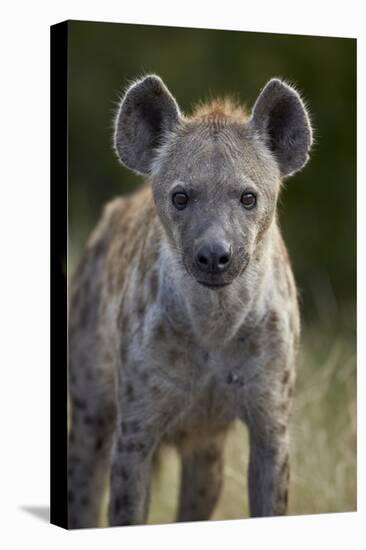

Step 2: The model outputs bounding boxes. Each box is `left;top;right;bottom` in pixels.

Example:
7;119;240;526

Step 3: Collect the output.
195;241;232;274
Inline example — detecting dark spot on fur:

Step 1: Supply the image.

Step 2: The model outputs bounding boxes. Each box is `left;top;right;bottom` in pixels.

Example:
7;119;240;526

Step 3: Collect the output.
81;495;89;507
281;487;289;509
277;422;287;435
93;238;106;258
130;420;140;432
136;442;146;453
126;442;136;453
282;370;290;385
137;298;146;317
281;458;290;478
97;416;106;430
84;415;94;426
140;371;149;383
226;372;244;386
85;369;94;381
79;302;91;329
121;421;127;434
205;446;220;465
70;289;80;310
73;397;87;410
120;314;129;337
175;429;188;442
248;339;259;354
120;467;129;481
95;437;104;451
126;382;135;402
154;322;165;341
120;344;127;365
114;497;121;514
267;310;279;332
149;270;159;300
289;314;294;334
169;349;179;366
121;494;131;508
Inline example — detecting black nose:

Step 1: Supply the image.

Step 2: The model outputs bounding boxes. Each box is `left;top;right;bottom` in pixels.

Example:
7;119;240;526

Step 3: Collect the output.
195;241;232;274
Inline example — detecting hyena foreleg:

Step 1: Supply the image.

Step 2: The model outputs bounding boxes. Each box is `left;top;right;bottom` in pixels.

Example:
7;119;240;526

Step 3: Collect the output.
108;365;180;526
176;433;226;522
68;375;116;528
244;369;294;517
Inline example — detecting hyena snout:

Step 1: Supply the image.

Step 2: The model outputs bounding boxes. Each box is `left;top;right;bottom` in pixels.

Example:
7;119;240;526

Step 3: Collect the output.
195;239;232;274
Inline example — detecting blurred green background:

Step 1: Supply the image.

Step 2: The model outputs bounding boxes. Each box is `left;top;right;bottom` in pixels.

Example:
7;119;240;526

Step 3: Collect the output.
68;21;356;522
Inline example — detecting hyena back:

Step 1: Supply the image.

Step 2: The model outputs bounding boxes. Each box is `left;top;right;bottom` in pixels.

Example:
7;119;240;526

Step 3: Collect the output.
68;75;312;528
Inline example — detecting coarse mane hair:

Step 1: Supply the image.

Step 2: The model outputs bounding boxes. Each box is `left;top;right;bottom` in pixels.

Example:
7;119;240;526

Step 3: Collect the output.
190;97;248;122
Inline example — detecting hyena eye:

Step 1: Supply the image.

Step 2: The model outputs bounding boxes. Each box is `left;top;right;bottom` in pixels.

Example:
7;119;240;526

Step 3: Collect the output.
240;192;257;210
172;192;189;210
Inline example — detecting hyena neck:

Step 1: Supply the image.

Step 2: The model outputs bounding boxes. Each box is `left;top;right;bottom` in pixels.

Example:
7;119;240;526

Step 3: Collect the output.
157;226;279;347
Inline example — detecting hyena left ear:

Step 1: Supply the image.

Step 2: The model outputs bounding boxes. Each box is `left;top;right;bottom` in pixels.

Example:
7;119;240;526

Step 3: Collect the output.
114;75;182;175
250;79;313;177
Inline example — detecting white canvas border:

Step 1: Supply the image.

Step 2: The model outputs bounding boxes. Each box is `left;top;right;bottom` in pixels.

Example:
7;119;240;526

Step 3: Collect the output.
0;1;363;548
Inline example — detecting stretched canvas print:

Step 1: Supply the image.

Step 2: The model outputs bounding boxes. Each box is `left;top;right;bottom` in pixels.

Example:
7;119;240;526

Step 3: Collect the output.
51;20;356;529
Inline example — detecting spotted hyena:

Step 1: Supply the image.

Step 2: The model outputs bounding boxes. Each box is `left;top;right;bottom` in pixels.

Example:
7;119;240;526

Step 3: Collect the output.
68;75;312;528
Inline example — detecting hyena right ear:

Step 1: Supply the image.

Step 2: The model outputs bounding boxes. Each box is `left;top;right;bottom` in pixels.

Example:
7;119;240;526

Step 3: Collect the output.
114;75;182;175
250;78;313;177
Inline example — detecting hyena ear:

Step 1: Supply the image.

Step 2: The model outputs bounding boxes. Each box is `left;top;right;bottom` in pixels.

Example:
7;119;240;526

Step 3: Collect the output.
114;75;182;175
250;78;313;177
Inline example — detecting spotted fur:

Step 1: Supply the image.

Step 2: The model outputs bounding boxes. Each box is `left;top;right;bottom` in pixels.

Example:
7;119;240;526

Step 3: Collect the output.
68;75;312;528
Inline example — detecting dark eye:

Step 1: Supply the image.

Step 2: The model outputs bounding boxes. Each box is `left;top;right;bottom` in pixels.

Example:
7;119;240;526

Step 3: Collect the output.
172;192;189;210
240;192;257;210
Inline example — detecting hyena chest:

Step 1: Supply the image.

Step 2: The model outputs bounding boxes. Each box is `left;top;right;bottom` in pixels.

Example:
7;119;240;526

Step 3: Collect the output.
139;320;257;440
123;294;273;441
162;370;239;445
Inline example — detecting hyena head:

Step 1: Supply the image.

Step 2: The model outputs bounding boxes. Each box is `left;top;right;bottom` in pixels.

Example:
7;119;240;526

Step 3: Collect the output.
115;75;312;289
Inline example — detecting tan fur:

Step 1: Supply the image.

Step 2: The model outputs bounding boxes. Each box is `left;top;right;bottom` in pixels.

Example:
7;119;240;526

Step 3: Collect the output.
191;97;248;122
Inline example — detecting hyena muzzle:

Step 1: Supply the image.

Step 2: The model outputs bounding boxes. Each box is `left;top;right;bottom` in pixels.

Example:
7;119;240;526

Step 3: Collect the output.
68;74;312;528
